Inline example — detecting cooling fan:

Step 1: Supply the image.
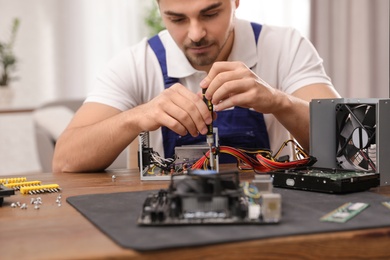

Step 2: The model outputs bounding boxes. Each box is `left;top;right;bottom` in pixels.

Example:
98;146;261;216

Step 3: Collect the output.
335;104;376;172
310;98;390;186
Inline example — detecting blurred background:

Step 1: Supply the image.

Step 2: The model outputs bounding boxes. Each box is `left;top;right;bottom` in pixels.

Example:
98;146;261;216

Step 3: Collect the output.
0;0;388;175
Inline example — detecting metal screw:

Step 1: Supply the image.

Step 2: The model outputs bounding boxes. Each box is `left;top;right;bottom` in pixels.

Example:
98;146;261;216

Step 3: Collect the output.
56;194;62;207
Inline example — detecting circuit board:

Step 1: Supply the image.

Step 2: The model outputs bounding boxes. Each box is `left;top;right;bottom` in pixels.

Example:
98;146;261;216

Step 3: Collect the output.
138;170;281;225
320;202;369;223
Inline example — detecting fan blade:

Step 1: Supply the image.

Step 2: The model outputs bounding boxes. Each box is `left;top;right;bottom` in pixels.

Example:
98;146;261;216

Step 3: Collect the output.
362;105;376;127
340;119;354;140
358;151;369;170
344;143;360;161
350;105;367;128
345;144;370;170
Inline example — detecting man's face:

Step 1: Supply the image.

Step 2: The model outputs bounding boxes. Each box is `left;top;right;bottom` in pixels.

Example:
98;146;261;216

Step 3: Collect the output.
158;0;239;71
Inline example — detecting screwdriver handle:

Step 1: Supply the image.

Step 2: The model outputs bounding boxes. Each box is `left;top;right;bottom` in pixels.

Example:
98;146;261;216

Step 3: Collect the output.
202;88;213;135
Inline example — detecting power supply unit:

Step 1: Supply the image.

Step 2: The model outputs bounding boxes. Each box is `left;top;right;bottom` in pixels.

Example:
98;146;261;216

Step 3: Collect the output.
310;98;390;186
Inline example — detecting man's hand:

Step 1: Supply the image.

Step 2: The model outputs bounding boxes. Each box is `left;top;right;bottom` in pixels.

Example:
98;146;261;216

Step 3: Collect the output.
199;61;340;152
135;83;213;137
200;61;283;114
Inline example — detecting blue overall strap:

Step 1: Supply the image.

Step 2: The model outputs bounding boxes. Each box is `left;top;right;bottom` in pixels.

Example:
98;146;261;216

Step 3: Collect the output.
148;35;181;158
250;22;262;45
148;35;180;87
148;22;268;159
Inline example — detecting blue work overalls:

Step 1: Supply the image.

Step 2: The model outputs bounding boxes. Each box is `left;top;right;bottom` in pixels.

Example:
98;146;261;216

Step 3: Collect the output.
148;23;270;162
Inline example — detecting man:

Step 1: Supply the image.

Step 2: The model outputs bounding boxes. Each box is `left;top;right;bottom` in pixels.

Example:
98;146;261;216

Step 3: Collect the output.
53;0;340;173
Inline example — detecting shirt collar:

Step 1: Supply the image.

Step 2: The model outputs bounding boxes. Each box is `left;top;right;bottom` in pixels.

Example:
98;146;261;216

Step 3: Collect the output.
228;19;258;69
162;19;258;78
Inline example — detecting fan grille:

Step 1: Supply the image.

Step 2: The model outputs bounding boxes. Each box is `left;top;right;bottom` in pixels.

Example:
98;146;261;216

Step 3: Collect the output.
335;104;376;172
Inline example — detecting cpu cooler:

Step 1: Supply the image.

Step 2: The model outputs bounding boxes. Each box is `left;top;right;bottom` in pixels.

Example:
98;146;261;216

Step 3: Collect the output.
310;98;390;186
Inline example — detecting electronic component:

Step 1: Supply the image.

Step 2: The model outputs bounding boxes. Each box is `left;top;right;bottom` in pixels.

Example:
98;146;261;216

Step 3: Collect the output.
138;129;219;181
382;201;390;210
138;132;171;181
138;123;314;181
269;167;379;194
320;202;369;223
175;145;211;163
335;103;377;172
20;184;61;195
0;177;27;184
262;193;282;223
252;174;273;194
1;177;62;196
138;170;282;225
202;88;215;170
310;98;390;186
4;180;42;190
0;185;15;206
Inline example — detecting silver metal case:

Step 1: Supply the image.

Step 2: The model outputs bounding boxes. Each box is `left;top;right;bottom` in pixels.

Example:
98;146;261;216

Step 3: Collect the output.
139;128;219;181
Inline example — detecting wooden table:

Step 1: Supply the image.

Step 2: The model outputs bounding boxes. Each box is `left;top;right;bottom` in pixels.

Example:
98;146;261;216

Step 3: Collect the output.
1;169;390;260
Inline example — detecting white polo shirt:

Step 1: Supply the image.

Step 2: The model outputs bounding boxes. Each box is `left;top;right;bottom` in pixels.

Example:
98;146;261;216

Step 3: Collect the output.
86;19;333;158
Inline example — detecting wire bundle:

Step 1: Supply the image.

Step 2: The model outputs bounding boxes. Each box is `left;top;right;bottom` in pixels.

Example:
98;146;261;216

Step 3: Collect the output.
150;151;176;169
191;140;316;173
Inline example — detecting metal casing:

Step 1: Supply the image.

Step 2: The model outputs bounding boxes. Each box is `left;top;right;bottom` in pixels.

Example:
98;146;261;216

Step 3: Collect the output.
310;98;390;186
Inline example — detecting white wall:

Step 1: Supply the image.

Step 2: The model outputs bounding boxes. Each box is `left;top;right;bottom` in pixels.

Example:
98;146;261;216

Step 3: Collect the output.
236;0;310;38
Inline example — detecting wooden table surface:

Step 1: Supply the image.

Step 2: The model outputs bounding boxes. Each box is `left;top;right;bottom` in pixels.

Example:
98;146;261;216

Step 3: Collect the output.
1;169;390;260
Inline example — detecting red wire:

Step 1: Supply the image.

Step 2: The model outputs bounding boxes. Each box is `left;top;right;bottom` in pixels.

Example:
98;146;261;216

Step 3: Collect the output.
191;145;313;172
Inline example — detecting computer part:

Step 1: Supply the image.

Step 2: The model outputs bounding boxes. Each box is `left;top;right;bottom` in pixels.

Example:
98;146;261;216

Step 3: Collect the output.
336;103;377;171
268;167;380;194
0;185;15;206
137;170;281;225
320;202;369;223
310;98;390;186
138;129;219;180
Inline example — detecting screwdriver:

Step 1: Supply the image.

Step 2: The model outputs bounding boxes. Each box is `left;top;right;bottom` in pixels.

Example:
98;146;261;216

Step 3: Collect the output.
202;88;215;170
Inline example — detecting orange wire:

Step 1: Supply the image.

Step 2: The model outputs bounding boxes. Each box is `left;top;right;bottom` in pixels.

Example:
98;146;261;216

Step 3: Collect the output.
191;144;315;173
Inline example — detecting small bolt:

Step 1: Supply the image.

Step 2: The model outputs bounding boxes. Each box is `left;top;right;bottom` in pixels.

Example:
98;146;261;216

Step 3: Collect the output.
10;203;17;208
20;203;27;209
